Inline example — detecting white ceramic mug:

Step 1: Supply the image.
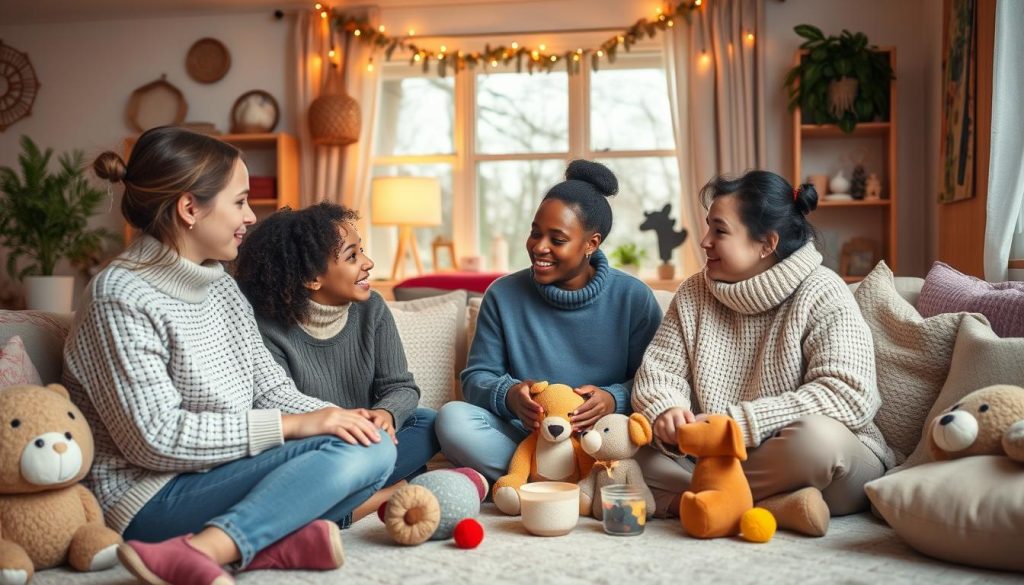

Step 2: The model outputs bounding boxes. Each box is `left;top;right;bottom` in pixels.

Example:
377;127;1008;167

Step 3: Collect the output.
519;482;579;537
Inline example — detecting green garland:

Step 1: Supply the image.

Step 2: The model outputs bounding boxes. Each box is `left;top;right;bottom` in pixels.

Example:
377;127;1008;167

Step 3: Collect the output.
333;1;701;77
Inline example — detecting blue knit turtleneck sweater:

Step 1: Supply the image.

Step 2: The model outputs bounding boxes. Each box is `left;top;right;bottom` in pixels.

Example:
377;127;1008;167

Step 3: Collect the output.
460;250;663;420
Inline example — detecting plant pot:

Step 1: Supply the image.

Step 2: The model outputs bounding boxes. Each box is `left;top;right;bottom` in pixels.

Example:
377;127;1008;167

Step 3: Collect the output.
657;263;676;280
24;276;75;313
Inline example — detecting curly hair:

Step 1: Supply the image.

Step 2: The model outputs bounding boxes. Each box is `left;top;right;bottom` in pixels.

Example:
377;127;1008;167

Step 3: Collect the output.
234;202;359;326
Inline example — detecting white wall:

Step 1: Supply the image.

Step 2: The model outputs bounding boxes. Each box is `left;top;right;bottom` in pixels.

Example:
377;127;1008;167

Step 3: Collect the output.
763;0;943;276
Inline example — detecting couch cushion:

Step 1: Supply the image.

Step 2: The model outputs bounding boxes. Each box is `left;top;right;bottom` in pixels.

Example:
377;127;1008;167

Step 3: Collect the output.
0;335;42;386
900;317;1024;468
853;262;988;464
917;261;1024;337
0;310;73;385
865;456;1024;572
387;290;467;409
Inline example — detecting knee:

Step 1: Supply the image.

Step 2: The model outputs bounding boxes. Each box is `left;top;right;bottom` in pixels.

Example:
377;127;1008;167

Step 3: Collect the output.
773;415;850;466
435;401;483;447
412;407;438;431
324;436;397;481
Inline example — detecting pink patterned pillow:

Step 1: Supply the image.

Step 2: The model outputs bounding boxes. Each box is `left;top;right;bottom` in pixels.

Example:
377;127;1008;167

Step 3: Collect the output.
0;335;43;387
918;262;1024;337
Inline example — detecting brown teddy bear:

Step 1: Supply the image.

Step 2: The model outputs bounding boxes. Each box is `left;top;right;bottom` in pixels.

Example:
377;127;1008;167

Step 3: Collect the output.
0;384;122;584
928;384;1024;462
493;382;594;515
577;413;655;520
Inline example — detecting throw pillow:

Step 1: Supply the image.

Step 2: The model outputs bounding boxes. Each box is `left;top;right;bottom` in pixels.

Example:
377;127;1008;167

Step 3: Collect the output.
917;261;1024;337
900;317;1024;468
0;335;43;387
865;456;1024;572
387;290;467;410
853;261;988;464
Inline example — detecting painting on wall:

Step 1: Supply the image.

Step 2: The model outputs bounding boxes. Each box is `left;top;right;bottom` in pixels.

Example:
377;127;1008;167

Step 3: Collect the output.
939;0;977;204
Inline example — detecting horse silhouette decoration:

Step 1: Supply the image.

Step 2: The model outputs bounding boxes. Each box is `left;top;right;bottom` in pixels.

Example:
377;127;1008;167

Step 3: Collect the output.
640;204;688;264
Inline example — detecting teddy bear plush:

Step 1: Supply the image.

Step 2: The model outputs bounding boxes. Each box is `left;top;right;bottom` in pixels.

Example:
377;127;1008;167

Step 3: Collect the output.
380;468;488;546
928;384;1024;462
577;413;655;520
0;384;122;584
493;382;594;515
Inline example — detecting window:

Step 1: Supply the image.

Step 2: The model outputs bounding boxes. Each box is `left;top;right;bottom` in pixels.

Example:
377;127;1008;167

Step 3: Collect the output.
372;48;678;277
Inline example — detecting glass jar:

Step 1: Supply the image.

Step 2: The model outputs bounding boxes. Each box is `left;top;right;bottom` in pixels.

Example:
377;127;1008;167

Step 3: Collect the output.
600;484;646;536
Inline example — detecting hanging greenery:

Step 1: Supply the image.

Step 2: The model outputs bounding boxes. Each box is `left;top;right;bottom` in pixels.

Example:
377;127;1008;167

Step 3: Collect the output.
331;1;705;77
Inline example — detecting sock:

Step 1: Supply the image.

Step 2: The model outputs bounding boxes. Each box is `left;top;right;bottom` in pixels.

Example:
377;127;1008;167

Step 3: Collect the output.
756;487;830;537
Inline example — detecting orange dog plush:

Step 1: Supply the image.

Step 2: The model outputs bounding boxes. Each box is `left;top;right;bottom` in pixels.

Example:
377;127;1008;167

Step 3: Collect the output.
676;414;753;539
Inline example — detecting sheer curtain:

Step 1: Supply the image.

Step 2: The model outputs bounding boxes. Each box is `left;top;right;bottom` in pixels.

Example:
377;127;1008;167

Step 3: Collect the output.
293;7;381;219
663;0;765;276
984;0;1024;282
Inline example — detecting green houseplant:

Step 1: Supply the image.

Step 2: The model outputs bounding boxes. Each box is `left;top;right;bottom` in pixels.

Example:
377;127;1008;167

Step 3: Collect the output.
784;25;895;133
609;242;647;275
0;136;115;310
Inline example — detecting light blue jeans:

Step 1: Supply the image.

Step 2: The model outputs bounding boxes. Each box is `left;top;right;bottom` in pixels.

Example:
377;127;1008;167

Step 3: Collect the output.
123;435;397;567
435;401;530;483
387;407;441;486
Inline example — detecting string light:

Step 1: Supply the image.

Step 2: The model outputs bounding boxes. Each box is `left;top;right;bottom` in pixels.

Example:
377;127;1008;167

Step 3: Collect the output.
597;50;604;57
314;2;322;9
699;50;711;66
573;54;580;62
531;50;540;60
490;59;498;67
511;41;519;50
746;32;755;43
440;44;447;52
378;24;385;32
550;55;557;62
320;10;327;19
618;35;625;43
576;48;583;54
328;49;336;58
695;0;702;6
366;59;374;72
667;19;674;27
408;29;415;36
353;29;361;36
413;53;422;62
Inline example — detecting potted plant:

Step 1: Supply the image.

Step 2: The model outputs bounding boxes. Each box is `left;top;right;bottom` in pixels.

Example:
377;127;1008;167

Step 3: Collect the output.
0;136;115;312
784;25;895;133
609;242;647;276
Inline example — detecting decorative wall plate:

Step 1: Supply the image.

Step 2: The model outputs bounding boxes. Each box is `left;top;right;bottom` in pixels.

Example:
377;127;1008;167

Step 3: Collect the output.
186;38;231;84
0;40;40;132
126;74;187;133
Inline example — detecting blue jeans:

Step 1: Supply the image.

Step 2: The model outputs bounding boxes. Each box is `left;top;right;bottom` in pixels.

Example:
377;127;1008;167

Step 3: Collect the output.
387;407;441;486
435;401;529;483
123;435;397;567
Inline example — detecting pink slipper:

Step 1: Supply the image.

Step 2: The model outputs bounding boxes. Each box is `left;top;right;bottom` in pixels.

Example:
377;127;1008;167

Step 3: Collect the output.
245;520;344;571
117;534;234;585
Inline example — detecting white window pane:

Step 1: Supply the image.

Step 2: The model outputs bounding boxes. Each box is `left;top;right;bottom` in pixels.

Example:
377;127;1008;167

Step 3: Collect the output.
476;72;568;154
590;53;676;152
375;73;454;156
597;157;681;273
478;159;565;271
369;164;453;275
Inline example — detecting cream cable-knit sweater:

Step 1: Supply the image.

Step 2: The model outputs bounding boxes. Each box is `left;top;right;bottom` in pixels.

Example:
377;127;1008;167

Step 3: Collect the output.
632;241;895;469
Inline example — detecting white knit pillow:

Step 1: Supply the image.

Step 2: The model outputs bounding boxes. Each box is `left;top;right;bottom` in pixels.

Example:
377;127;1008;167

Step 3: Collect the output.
387;290;467;410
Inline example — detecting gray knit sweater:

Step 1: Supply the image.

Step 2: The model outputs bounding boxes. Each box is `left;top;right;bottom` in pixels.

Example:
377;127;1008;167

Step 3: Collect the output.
63;236;330;533
632;242;896;468
255;293;421;429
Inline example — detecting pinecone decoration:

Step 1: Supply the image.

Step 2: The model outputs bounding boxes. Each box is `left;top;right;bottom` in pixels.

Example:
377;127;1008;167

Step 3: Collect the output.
850;165;867;200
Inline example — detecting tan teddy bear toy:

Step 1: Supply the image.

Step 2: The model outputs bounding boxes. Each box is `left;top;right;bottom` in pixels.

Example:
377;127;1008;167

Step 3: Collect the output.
577;413;655;520
493;382;594;515
928;384;1024;462
0;384;122;584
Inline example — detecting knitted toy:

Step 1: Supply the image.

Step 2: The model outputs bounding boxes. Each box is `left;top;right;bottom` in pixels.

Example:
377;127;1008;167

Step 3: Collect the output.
0;384;122;583
577;413;655;520
493;382;594;515
381;468;489;546
928;384;1024;462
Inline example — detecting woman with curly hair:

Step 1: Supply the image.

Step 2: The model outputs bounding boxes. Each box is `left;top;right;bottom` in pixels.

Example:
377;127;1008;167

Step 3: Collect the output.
235;202;439;488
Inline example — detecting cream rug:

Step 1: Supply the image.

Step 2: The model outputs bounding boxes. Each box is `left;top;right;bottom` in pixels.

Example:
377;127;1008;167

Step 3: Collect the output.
33;507;1018;584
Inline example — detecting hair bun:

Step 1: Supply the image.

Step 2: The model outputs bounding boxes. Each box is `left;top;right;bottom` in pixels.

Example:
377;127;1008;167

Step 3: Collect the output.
92;151;127;183
795;183;818;216
565;159;618;196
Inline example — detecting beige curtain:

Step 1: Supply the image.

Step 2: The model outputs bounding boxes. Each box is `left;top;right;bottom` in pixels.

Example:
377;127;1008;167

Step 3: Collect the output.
293;7;381;218
663;0;765;276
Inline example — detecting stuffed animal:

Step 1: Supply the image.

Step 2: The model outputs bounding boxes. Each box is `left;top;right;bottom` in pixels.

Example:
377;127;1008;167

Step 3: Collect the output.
577;413;655;520
928;384;1024;462
676;414;754;539
0;384;122;583
493;382;594;515
380;468;489;546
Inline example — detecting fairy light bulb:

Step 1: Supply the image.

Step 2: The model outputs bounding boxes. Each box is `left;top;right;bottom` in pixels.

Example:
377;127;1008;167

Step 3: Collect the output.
699;50;710;66
550;55;557;62
746;32;755;43
618;35;625;43
695;0;702;5
367;60;374;72
490;59;498;67
539;43;546;51
378;25;385;33
667;19;674;27
573;54;580;62
353;29;361;36
531;50;539;60
414;53;422;62
408;29;415;36
320;11;327;19
328;49;336;58
511;41;519;50
314;2;322;9
440;44;447;53
597;50;604;57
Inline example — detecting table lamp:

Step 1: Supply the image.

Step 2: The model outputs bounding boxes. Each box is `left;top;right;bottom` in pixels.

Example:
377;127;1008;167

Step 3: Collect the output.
371;176;442;280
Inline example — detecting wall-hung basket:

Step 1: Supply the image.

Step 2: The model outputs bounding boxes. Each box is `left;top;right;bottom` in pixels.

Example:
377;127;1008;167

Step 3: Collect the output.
126;74;187;133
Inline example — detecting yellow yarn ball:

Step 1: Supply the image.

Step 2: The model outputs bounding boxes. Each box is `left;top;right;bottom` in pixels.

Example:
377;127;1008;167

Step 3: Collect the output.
741;507;776;543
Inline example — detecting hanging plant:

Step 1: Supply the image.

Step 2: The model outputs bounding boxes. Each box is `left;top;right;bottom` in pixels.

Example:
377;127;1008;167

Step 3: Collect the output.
784;25;895;133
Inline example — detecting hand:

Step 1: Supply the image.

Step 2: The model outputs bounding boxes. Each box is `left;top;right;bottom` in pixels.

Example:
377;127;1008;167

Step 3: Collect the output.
366;409;399;444
505;380;542;429
652;407;696;446
282;407;382;446
570;385;616;431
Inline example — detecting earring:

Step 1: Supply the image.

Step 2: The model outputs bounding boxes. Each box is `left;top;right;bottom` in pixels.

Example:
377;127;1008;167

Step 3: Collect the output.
310;282;321;290
188;222;194;231
586;251;592;258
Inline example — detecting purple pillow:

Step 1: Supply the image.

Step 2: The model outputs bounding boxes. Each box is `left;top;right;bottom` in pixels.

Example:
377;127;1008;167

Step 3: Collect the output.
918;262;1024;337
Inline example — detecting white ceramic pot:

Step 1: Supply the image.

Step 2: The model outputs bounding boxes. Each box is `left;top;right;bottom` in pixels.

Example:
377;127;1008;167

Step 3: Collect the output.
24;276;75;313
520;482;579;537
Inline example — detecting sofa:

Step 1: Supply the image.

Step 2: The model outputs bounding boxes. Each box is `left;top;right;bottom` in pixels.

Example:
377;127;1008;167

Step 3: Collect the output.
2;267;1022;584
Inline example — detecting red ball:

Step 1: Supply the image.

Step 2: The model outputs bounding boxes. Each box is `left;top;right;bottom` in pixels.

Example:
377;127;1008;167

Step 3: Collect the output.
453;518;484;549
376;501;388;523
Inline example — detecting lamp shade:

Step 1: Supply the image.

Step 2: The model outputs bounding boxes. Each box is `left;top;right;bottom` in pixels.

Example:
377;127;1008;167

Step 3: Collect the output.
370;177;442;226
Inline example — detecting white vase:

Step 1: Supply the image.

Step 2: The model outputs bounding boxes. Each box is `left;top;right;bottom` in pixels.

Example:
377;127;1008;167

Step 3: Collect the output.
24;276;75;313
829;170;850;196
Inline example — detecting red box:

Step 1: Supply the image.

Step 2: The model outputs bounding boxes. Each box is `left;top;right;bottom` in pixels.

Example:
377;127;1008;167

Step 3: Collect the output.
249;177;276;199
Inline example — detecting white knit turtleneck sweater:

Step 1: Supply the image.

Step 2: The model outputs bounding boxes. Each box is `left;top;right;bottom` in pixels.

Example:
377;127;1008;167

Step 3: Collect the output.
300;299;351;339
632;241;895;468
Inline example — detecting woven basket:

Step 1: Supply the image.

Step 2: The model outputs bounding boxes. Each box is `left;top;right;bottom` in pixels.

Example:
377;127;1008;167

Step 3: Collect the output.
309;91;361;146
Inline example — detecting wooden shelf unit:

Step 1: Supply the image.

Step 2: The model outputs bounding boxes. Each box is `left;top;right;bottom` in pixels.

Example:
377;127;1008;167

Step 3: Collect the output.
792;48;898;275
122;131;300;244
